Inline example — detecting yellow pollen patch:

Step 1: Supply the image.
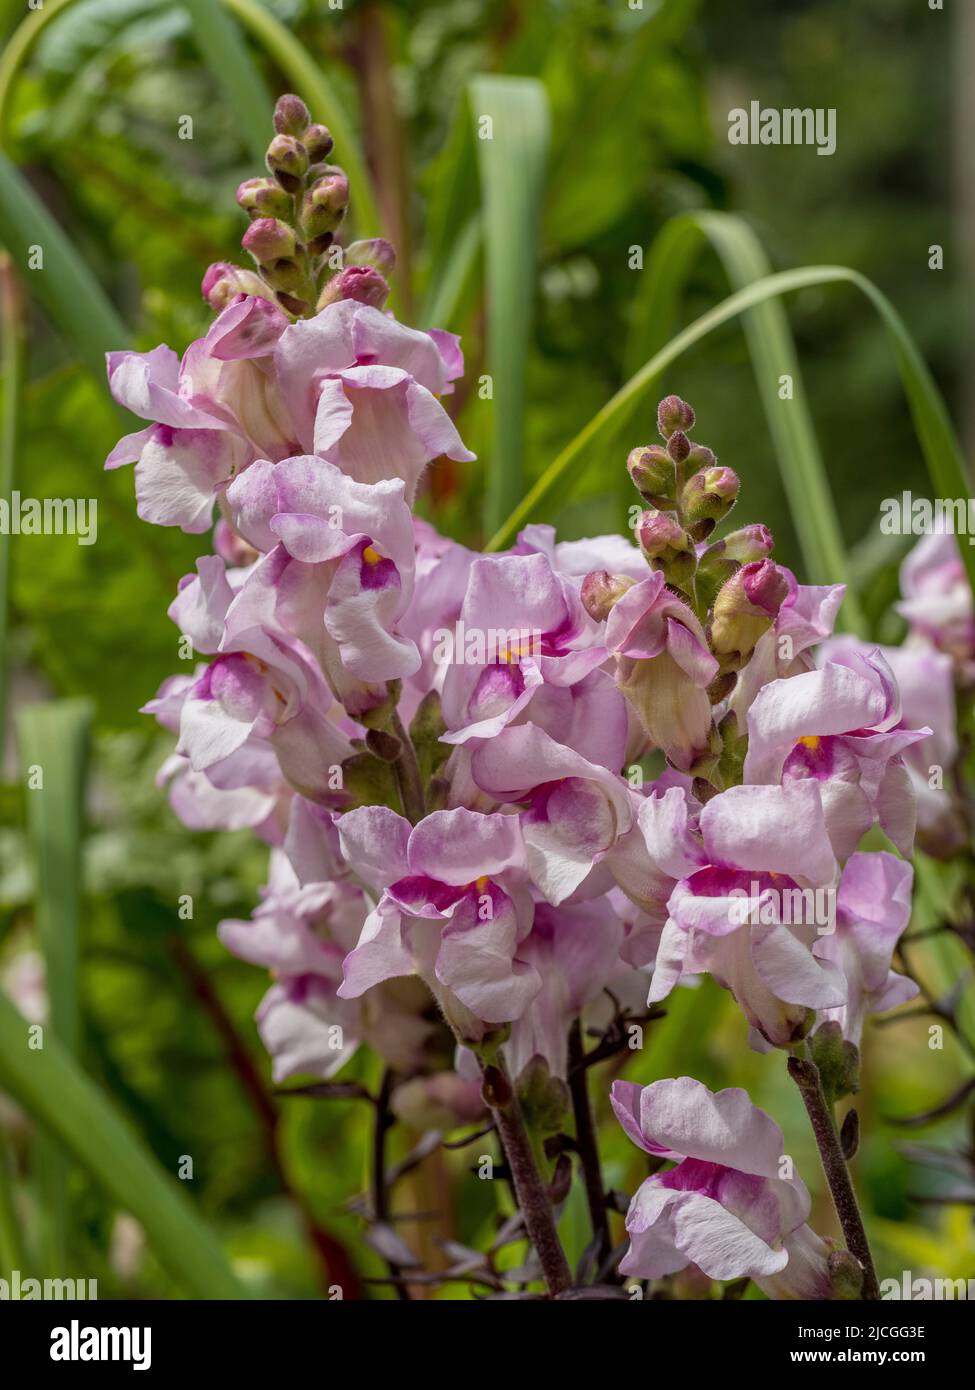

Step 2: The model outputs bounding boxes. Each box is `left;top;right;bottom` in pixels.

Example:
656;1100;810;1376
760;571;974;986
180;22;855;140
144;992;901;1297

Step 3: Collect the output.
362;545;382;565
474;875;490;893
796;735;821;751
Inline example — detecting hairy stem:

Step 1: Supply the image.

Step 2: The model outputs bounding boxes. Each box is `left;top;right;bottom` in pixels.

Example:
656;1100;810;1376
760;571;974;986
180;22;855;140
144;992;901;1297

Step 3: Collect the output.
787;1051;879;1300
480;1057;573;1297
568;1020;613;1271
389;708;426;823
372;1067;411;1301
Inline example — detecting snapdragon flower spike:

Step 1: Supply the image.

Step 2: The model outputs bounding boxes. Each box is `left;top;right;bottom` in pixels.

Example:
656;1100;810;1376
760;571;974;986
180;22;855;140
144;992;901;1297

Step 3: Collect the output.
336;806;541;1027
640;783;847;1047
611;1077;836;1297
743;647;931;859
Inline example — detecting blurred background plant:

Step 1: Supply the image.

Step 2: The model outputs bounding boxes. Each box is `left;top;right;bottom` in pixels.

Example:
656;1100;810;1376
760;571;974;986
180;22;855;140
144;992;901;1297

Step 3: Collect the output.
0;0;972;1299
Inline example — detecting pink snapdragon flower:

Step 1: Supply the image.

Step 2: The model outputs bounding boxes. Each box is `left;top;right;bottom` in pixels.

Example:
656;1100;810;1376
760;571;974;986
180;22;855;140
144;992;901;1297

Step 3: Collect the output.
219;847;435;1081
105;296;292;531
642;783;847;1047
611;1077;834;1297
336;806;540;1028
730;570;846;719
897;532;975;683
503;900;625;1080
143;669;289;840
273;300;474;502
470;724;634;904
823;636;964;858
743;649;929;859
440;552;607;746
812;851;918;1044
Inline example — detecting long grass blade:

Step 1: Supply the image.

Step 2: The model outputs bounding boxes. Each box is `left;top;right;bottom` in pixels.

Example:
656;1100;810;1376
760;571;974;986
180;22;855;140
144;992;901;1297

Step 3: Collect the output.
469;75;549;537
0;153;130;378
0;254;23;741
488;265;974;603
184;0;272;165
17;697;92;1270
0;989;249;1297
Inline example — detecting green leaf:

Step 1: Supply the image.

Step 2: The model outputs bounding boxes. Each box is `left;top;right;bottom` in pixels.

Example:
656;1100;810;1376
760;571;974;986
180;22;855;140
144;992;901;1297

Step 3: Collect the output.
488;265;974;606
0;256;23;740
0;153;130;379
419;90;481;329
0;989;249;1297
183;0;272;165
626;211;866;634
17;698;92;1055
469;75;549;537
17;697;92;1269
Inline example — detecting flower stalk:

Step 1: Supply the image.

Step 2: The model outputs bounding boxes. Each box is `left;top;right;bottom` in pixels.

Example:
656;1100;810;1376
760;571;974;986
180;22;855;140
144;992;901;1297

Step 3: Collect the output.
787;1050;879;1300
480;1056;573;1298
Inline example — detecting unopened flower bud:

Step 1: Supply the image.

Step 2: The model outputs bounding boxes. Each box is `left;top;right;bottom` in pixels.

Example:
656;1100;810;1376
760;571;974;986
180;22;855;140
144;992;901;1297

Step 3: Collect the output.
627;444;673;504
236;176;293;221
637;508;687;559
685;443;716;471
657;393;695;439
637;509;696;587
301;123;334;162
667;429;690;463
200;261;272;310
710;560;790;669
344;237;396;273
722;523;774;563
317;264;390;311
300;172;350;239
827;1249;865;1301
266;134;308;192
580;570;635;622
273;93;311;138
681;466;740;538
242;217;296;265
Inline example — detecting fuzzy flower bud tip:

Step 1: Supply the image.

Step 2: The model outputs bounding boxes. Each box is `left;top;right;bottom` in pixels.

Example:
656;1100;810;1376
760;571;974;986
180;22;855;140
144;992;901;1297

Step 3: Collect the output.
273;93;311;138
580;570;635;622
657;393;695;439
711;560;789;668
201;261;271;310
681;466;740;535
242;217;297;265
236;177;293;221
627;444;673;502
722;523;775;563
317;265;390;312
266;134;308;191
637;508;688;559
302;123;334;163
